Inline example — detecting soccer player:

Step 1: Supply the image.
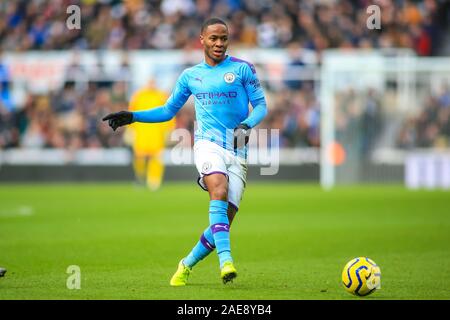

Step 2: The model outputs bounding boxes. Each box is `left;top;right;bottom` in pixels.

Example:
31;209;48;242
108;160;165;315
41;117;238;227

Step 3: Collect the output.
103;18;267;285
126;78;175;190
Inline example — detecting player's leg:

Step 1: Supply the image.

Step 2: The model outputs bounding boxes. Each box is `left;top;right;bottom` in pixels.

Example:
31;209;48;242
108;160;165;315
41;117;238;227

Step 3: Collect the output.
146;152;164;191
226;156;247;218
183;206;236;268
204;172;231;264
132;152;147;185
203;173;237;283
170;205;237;286
218;160;246;283
227;206;237;225
170;141;229;286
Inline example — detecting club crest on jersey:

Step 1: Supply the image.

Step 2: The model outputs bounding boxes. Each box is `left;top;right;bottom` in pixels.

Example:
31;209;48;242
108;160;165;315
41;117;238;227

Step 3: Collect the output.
202;161;212;173
224;72;235;84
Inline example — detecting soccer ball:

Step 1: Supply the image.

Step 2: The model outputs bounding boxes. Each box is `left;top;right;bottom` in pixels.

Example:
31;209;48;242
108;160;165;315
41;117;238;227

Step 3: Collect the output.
342;257;381;296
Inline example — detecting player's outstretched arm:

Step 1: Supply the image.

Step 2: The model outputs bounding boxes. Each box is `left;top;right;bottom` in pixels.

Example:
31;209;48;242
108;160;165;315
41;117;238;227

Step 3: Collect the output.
103;71;191;131
102;106;177;131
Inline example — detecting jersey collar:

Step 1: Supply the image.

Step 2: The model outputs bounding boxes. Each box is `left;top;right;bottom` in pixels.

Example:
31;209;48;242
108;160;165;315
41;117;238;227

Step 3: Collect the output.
202;55;230;68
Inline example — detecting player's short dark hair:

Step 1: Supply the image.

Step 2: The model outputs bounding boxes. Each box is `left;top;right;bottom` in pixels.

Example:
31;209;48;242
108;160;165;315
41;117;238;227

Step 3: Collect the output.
201;18;228;33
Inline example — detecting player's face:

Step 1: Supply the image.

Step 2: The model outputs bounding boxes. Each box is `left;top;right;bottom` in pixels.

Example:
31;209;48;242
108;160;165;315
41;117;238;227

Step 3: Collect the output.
200;24;229;65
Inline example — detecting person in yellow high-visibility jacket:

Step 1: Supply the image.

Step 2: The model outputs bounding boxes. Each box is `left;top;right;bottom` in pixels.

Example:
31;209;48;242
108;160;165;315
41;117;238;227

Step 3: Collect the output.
126;79;175;190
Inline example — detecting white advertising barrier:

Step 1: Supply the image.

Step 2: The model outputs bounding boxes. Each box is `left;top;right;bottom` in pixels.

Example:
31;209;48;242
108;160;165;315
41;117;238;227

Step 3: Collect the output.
0;147;318;167
4;51;68;93
405;152;450;189
2;49;317;97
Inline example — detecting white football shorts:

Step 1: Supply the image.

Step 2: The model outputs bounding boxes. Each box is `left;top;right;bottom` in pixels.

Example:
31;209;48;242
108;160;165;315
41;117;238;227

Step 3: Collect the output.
194;139;248;211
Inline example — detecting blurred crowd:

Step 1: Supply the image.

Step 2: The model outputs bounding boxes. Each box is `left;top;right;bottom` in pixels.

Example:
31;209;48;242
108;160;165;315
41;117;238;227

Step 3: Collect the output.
0;0;449;151
263;83;320;148
0;74;320;150
0;80;129;150
335;88;383;158
0;0;448;56
397;86;450;149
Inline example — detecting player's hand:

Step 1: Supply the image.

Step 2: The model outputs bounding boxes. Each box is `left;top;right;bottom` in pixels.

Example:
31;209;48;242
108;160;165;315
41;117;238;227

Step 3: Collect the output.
102;111;133;131
233;123;251;150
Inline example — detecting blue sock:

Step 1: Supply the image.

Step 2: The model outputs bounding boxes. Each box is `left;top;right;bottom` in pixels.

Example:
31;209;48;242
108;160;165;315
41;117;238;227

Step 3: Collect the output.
209;200;232;268
183;227;215;268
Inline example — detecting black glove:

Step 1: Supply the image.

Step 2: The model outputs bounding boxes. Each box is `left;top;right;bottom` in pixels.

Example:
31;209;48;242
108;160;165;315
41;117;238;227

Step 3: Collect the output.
102;111;133;131
233;123;251;150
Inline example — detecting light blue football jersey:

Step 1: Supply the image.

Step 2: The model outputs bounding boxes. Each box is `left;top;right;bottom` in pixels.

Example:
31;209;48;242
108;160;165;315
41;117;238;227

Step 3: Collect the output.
164;55;266;155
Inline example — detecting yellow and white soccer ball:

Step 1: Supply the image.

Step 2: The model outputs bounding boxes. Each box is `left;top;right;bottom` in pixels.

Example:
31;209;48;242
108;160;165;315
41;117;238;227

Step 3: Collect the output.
342;257;381;296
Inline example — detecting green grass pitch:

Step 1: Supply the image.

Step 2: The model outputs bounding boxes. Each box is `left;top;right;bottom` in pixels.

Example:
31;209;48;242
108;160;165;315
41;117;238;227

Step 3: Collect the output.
0;182;449;300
